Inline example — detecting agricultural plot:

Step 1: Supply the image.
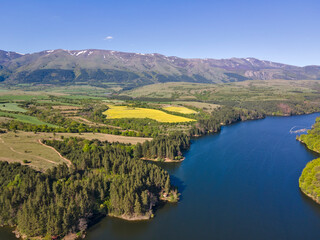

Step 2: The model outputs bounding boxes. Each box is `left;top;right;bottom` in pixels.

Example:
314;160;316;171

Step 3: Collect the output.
54;132;152;144
37;100;81;106
0;103;27;112
0;89;50;101
163;106;197;114
0;131;69;171
174;101;220;112
103;105;196;123
0;111;57;127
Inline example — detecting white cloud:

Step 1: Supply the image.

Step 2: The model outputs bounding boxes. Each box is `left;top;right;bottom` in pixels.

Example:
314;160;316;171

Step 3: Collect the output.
104;36;113;40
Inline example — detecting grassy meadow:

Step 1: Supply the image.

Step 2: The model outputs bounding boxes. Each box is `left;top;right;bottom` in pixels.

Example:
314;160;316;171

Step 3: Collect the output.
0;103;27;112
0;131;68;171
0;111;58;127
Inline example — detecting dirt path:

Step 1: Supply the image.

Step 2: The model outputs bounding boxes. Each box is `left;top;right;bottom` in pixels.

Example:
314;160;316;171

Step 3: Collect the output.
38;139;72;167
69;116;122;130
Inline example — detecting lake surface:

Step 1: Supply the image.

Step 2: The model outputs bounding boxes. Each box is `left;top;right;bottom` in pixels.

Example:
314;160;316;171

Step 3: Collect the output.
2;114;320;239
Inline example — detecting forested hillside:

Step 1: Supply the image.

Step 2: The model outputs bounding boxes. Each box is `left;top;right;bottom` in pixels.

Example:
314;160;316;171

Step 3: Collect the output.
0;137;178;239
299;117;320;204
298;118;320;153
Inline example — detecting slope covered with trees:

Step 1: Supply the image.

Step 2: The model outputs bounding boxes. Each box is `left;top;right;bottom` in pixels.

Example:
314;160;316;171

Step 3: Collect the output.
136;132;190;161
189;107;265;136
299;117;320;204
0;137;178;239
298;117;320;153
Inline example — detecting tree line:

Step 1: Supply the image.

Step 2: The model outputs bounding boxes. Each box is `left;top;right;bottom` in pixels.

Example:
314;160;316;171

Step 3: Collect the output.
135;132;190;161
189;106;264;136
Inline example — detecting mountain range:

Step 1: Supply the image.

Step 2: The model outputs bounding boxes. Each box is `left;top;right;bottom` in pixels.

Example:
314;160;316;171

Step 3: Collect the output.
1;49;320;89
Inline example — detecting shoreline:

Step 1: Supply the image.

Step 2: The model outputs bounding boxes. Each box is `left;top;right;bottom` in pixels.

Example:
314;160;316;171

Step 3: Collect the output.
12;227;85;240
300;189;320;205
297;138;320;154
8;212;154;240
108;213;152;221
141;157;184;163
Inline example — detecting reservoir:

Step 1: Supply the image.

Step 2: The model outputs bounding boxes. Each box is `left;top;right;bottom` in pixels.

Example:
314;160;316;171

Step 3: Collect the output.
2;114;320;239
87;113;320;240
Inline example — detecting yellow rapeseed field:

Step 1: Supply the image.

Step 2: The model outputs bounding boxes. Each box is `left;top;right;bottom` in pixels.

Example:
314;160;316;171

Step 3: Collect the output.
103;105;196;123
163;106;197;114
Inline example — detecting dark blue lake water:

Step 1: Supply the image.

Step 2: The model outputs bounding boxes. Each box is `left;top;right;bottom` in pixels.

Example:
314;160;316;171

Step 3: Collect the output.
2;114;320;239
87;114;320;240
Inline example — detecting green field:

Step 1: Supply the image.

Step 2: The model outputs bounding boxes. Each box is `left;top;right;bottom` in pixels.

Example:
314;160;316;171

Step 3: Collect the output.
0;90;50;101
0;131;68;171
0;103;27;112
0;111;58;127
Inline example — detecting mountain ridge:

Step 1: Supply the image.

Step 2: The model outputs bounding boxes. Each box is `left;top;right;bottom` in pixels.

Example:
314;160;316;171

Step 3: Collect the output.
1;49;319;88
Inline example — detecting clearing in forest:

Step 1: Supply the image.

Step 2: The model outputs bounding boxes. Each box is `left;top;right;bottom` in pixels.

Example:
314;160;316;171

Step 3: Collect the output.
103;105;196;123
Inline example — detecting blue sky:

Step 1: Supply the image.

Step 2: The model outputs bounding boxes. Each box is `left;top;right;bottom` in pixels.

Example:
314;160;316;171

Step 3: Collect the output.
1;0;319;66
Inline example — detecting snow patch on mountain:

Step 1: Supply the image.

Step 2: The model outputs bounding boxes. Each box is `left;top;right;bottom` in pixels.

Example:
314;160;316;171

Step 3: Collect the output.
76;50;87;56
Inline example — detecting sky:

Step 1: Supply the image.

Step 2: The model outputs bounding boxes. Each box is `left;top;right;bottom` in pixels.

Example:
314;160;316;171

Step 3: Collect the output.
0;0;319;66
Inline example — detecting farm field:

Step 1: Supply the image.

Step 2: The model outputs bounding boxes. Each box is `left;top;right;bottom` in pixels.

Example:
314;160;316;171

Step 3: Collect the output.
174;101;220;112
0;89;55;101
0;102;27;112
0;131;69;171
0;87;105;102
163;106;197;114
0;111;58;127
0;130;152;171
52;132;152;144
103;105;196;123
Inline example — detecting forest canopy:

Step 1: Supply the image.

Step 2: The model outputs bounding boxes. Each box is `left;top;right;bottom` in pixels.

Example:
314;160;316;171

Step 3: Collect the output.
0;137;178;239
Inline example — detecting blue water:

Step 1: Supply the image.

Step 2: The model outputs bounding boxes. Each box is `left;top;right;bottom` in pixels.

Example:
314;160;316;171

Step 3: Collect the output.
2;114;320;239
86;114;320;240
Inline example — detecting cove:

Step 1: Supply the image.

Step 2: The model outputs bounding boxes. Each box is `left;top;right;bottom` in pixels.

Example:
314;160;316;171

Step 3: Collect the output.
2;114;320;239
